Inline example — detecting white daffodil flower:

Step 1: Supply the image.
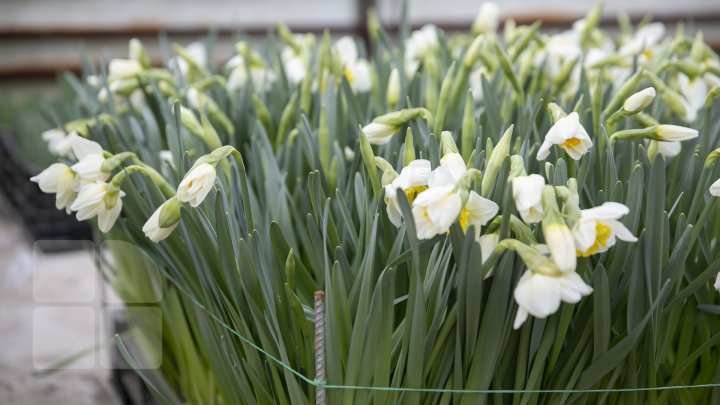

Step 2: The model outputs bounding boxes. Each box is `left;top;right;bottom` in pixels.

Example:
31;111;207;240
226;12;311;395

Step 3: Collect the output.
512;174;545;224
335;36;358;66
384;159;432;227
469;67;487;101
176;163;217;207
513;268;593;329
227;59;276;93
176;41;207;78
472;2;500;35
623;87;656;114
537;112;592;161
619;22;665;59
71;182;125;232
656;125;699;141
412;185;463;239
656;141;681;158
69;136;109;184
458;191;499;233
281;47;307;87
42;129;75;157
709;178;720;197
107;59;143;81
143;201;181;243
334;37;372;93
362;122;398;145
678;73;708;116
404;25;439;77
572;202;637;256
30;163;78;213
544;222;577;272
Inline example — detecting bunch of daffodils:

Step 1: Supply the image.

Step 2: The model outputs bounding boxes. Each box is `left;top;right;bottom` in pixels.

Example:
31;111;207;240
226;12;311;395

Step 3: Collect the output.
30;2;720;403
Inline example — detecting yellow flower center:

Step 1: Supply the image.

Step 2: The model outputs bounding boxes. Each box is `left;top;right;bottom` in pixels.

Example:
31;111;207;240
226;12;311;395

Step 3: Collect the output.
562;137;581;149
642;48;653;60
404;185;427;205
458;208;470;231
343;65;354;86
578;221;612;256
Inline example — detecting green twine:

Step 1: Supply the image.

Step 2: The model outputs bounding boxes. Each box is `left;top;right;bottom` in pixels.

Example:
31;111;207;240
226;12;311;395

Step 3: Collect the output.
150;262;720;395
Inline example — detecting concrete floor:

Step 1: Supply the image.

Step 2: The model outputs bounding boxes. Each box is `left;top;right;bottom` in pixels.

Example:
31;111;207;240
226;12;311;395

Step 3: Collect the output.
0;202;122;404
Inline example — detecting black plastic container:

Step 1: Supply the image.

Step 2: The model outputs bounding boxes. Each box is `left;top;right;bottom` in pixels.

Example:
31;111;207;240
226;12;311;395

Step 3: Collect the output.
0;128;93;246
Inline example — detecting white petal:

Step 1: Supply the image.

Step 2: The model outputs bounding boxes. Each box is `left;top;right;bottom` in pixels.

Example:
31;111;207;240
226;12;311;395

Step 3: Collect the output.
464;191;499;229
580;202;629;220
710;178;720;197
70;136;103;159
572;219;597;252
514;271;562;318
606;219;638;242
545;223;577;272
513;307;529;329
439;153;467;181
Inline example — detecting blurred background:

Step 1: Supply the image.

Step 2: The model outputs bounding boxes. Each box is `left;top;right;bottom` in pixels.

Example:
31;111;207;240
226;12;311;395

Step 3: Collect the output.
0;0;719;404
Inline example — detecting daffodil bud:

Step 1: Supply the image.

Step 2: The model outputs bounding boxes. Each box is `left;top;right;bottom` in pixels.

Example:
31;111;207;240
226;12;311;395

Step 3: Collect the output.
129;38;151;69
656;125;699;141
158;197;183;228
403;128;416;166
472;2;500;35
623;87;656;114
508;155;527;180
179;106;205;138
498;239;562;277
482;125;513;195
541;186;576;272
364;108;433;145
440;131;460;155
374;157;398;186
386;68;401;109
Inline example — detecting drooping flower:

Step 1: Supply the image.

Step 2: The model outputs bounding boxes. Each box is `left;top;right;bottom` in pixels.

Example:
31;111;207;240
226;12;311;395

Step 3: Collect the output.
71;182;125;232
512;174;545;224
572;202;638;256
384;159;432;227
143;198;182;243
537;112;593;161
176;163;217;207
478;233;499;264
30;163;78;213
513;268;593;329
42;129;75;157
70;136;109;184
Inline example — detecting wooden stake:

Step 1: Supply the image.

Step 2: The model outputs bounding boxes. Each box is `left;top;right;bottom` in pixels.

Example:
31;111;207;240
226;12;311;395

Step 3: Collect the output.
314;291;326;405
